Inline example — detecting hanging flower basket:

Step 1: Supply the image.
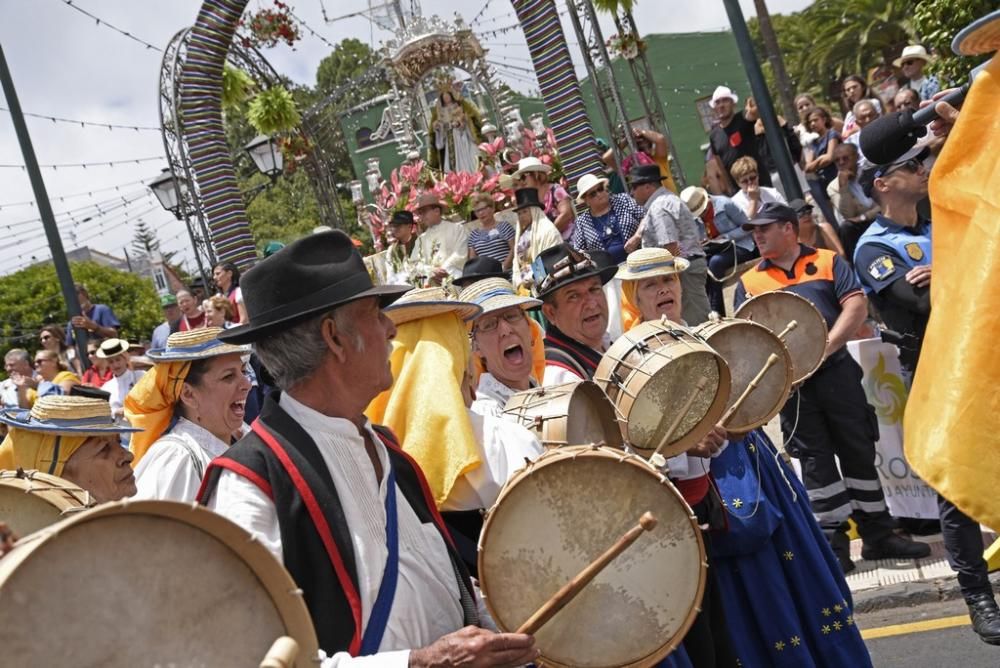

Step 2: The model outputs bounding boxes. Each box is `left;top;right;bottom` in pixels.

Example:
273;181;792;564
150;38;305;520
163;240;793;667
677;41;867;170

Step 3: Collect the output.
606;32;646;60
247;85;301;136
239;1;300;49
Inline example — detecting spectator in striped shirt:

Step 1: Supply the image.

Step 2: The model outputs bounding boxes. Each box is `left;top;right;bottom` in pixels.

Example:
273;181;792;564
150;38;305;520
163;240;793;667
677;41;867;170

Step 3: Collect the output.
467;192;515;270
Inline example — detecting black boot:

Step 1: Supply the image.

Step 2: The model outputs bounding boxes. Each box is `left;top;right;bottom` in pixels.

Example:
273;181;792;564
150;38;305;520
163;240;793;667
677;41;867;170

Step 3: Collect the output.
967;593;1000;645
860;533;931;560
829;529;856;574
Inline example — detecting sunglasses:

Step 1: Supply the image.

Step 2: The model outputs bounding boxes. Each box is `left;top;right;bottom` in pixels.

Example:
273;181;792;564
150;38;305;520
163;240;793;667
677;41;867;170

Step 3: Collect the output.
584;185;606;199
901;59;918;67
878;158;922;178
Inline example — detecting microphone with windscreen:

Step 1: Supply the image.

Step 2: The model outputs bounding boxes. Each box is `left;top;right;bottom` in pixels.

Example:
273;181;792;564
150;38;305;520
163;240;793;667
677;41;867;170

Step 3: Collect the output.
859;59;990;165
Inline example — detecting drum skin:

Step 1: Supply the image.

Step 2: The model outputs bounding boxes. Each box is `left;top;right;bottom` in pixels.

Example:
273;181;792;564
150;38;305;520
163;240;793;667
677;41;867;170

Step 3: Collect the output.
694;318;794;432
478;446;706;668
0;469;94;539
734;291;828;385
595;320;731;458
0;500;318;667
503;381;624;449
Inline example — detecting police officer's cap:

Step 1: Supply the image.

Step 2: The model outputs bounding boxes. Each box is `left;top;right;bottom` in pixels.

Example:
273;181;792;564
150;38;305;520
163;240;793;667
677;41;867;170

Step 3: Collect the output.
741;202;799;231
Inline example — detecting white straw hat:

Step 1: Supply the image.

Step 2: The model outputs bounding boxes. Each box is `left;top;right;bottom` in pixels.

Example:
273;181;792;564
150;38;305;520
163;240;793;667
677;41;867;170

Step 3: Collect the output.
614;247;689;282
709;85;738;109
512;156;552;179
680;186;711;218
146;327;250;362
575;173;610;204
893;45;934;68
383;287;482;326
459;278;541;319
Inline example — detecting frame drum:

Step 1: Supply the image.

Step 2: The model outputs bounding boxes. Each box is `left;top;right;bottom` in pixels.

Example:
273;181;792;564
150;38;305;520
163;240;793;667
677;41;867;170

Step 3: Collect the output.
693;318;794;432
0;469;95;538
0;500;318;667
478;446;706;668
734;291;829;385
502;381;623;449
595;319;731;458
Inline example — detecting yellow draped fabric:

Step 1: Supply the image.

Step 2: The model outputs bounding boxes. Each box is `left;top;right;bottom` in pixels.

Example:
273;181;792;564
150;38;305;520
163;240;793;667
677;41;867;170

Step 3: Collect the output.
471;316;547;387
0;429;88;476
904;57;1000;531
367;312;481;507
620;279;642;333
124;361;191;466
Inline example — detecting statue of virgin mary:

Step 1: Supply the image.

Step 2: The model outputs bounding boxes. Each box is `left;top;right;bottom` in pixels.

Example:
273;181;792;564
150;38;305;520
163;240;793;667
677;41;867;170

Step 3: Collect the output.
427;85;483;173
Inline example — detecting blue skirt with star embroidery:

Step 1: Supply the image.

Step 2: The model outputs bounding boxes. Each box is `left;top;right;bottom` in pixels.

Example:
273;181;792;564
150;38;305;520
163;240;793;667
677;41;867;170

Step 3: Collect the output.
709;430;873;667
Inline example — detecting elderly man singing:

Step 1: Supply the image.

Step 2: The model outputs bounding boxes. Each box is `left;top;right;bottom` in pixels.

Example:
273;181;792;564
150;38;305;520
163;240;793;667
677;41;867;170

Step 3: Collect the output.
197;231;537;667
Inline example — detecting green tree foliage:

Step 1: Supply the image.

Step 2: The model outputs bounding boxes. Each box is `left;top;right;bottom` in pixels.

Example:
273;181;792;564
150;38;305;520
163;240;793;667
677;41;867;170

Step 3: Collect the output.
912;0;994;86
131;219;176;265
0;261;162;364
315;38;388;108
750;0;916;109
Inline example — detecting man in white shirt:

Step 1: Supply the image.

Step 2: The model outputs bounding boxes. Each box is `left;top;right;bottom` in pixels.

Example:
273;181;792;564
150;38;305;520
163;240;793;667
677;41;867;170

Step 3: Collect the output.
197;231;537;667
2;349;34;409
411;193;468;285
98;339;144;419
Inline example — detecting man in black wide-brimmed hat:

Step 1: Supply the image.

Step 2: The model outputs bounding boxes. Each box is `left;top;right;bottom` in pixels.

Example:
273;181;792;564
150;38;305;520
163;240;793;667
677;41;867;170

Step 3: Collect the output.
198;231;537;666
625;164;712;324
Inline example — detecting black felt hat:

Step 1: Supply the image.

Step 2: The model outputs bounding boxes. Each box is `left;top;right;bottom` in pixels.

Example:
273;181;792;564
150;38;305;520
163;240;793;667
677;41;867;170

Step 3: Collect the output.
454;256;508;288
218;231;411;344
388;210;415;226
532;244;618;299
627;164;666;187
514;187;544;211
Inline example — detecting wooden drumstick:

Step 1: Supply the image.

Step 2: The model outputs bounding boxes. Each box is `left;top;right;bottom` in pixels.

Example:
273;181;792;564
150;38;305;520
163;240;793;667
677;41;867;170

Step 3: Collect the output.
259;636;299;668
650;377;710;460
516;511;658;636
720;353;781;427
776;319;798;341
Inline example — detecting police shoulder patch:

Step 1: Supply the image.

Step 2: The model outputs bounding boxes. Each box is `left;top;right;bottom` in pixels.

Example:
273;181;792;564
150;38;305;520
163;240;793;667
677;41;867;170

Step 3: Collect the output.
868;256;896;281
905;242;924;261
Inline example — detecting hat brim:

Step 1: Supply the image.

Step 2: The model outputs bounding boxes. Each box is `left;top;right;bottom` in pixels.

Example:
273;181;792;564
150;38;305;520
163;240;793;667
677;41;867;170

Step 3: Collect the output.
534;264;618;299
515;201;543;212
688;195;710;218
709;94;738;109
742;217;793;231
471;295;543;320
146;340;251;362
893;53;933;67
614;257;690;282
0;408;142;435
218;284;412;345
952;10;1000;56
384;301;483;326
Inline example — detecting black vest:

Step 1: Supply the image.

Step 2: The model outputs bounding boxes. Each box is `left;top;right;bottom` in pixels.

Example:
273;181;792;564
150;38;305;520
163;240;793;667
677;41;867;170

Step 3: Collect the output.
197;392;478;656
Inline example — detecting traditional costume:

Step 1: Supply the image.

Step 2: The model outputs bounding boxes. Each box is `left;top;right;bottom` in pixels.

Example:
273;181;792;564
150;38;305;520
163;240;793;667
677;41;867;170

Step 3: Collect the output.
127;328;251;502
367;287;543;574
532;244;617;386
197;232;483;664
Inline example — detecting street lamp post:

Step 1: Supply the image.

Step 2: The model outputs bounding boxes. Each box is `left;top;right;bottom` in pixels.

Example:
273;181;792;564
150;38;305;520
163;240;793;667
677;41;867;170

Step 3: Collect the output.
148;167;211;290
244;134;284;181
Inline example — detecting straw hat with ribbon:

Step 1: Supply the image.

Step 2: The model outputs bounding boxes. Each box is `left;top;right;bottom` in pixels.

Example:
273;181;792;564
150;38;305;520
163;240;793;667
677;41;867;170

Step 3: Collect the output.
125;328;250;466
0;396;140;476
616;248;689;332
383;286;482;326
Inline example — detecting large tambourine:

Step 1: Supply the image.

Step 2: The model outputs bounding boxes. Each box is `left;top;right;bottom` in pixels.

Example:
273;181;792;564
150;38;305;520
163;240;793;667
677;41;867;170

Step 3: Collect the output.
734;291;828;385
693;317;795;432
0;500;318;667
502;380;623;450
0;469;96;538
478;446;706;668
595;319;731;458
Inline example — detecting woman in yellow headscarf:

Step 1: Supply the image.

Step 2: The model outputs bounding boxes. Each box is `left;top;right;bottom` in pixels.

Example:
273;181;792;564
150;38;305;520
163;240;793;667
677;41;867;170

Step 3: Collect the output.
125;328;251;503
0;395;140;503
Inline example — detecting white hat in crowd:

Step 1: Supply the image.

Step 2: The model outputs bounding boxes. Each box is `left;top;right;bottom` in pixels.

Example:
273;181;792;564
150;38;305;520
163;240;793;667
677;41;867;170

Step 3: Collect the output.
709;85;739;109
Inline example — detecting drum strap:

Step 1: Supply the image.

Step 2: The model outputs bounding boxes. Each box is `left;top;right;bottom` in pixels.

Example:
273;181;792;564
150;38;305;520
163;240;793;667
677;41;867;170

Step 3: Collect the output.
360;465;399;655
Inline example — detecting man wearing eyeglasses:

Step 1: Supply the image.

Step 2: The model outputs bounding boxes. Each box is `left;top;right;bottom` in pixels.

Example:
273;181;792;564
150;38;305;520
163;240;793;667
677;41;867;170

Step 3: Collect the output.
855;146;1000;644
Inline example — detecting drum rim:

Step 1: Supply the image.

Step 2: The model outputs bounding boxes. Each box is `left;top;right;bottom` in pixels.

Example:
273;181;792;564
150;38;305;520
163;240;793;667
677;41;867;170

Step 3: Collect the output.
734;291;829;385
693;318;795;432
478;445;707;668
0;469;95;513
0;499;319;666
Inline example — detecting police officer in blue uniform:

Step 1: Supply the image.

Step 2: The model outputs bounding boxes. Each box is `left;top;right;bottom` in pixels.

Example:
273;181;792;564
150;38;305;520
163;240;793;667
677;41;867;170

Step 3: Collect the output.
856;148;1000;645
